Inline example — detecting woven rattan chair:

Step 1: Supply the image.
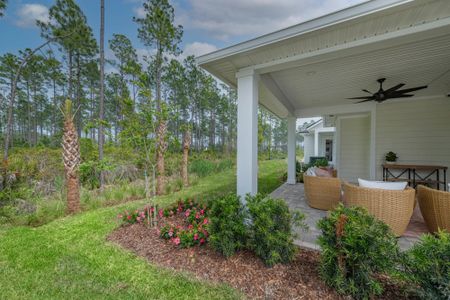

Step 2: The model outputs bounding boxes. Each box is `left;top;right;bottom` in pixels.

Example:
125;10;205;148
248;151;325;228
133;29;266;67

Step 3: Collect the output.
342;182;415;236
417;185;450;233
303;175;341;210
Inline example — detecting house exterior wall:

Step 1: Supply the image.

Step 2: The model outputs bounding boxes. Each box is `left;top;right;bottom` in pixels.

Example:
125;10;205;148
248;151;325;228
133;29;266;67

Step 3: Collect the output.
375;96;450;179
338;115;371;181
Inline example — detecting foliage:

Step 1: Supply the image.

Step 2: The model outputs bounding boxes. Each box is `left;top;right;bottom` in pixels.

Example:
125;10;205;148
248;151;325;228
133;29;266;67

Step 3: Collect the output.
313;158;329;167
208;194;247;257
189;158;233;177
317;204;400;299
79;159;114;189
385;151;398;162
247;194;306;267
403;230;450;299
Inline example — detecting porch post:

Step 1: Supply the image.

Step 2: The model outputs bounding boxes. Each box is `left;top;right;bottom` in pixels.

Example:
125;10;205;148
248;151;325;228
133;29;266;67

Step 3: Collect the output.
236;69;259;198
287;117;297;184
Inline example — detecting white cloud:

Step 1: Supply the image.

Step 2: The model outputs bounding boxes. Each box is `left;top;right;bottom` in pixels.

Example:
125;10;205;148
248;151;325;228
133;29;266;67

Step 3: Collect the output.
15;4;49;28
133;6;146;19
178;0;366;40
183;42;218;57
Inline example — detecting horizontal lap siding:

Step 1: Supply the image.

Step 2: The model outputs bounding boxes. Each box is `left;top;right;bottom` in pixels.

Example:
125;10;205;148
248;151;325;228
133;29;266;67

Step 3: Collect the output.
375;97;450;179
339;116;370;181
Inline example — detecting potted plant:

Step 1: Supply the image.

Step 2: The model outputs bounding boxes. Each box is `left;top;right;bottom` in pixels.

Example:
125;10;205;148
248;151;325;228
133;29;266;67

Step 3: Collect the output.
385;151;398;164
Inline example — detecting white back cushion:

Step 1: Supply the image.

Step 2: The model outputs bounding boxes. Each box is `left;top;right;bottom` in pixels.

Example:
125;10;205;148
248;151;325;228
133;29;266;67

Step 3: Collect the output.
306;167;317;177
358;178;407;191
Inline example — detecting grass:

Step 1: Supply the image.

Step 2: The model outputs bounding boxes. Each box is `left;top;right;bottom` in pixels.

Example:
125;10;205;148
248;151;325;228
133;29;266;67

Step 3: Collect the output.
0;159;286;299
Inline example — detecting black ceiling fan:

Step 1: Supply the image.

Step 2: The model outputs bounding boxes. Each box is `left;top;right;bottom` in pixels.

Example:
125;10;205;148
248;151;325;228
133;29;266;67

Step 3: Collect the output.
348;78;428;103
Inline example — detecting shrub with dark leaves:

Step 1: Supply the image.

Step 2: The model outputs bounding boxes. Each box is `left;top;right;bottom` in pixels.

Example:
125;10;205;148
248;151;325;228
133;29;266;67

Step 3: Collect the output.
208;194;247;257
247;194;306;267
317;203;400;299
403;230;450;299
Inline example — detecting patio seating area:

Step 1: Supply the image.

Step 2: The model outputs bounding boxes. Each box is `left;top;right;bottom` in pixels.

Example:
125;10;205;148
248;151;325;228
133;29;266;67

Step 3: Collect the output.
271;182;429;251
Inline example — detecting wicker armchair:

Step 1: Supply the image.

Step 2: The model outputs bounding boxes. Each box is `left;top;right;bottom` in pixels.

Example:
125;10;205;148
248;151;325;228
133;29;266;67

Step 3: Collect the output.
303;175;341;210
342;182;415;236
417;185;450;233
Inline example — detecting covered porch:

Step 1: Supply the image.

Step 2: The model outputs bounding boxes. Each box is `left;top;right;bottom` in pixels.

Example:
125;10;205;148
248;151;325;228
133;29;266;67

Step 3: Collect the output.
198;0;450;196
198;0;450;244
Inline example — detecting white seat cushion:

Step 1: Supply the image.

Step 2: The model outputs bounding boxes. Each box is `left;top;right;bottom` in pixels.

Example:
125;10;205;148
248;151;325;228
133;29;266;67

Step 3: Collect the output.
358;178;407;191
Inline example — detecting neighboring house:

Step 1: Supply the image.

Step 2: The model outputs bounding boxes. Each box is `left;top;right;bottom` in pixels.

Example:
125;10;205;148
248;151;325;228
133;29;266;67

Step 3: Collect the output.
300;119;336;165
198;0;450;195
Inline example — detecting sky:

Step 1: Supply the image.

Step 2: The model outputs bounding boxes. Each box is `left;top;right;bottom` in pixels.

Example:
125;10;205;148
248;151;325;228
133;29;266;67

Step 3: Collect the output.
0;0;367;123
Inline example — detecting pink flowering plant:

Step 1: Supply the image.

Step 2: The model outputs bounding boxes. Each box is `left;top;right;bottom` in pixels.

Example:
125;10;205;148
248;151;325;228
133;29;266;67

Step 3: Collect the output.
118;198;209;248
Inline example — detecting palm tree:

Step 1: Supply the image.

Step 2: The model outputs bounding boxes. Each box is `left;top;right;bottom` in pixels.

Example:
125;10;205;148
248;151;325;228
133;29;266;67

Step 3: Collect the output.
62;99;80;213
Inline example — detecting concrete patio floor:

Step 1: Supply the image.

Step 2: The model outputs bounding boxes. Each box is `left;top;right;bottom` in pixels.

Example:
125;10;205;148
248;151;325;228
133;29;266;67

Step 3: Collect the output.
271;183;428;251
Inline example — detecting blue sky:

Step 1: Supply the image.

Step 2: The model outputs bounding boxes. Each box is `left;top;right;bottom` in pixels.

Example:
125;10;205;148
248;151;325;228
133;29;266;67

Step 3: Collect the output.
0;0;366;60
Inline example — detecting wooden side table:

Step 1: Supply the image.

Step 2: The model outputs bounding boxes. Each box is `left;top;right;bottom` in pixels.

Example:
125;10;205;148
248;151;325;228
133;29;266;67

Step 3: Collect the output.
382;164;448;191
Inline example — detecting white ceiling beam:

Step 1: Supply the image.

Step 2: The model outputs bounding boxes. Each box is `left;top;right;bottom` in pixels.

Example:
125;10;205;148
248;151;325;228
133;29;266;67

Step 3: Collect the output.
260;74;295;116
296;102;376;118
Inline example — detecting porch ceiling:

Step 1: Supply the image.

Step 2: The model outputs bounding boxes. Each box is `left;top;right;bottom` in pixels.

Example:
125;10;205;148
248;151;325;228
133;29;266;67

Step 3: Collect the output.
270;33;450;111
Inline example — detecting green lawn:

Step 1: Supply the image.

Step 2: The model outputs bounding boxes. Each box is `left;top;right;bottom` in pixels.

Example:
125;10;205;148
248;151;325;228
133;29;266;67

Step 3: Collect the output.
0;159;286;299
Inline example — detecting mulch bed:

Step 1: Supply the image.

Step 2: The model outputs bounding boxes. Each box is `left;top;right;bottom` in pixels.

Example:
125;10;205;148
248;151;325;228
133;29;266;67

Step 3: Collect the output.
108;223;411;300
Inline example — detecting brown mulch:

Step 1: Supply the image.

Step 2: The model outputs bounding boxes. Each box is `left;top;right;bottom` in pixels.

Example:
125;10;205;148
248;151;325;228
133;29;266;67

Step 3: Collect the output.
108;224;412;300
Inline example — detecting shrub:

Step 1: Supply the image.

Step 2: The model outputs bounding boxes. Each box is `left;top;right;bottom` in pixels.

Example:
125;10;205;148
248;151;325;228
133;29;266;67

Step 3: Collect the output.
79;160;114;189
189;159;216;177
317;204;399;299
208;194;247;257
247;194;306;267
403;230;450;299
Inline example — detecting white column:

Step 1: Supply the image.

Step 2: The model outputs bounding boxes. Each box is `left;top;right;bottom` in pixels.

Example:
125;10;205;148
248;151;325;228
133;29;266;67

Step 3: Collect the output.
287;117;297;184
236;69;259;198
314;130;319;156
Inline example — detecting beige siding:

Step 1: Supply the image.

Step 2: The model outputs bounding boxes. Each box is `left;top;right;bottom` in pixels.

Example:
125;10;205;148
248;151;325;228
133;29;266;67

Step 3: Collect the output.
375;97;450;179
339;115;370;181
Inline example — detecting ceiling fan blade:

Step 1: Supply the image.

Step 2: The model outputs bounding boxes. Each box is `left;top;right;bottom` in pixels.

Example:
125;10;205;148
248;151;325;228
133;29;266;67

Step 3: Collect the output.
384;83;405;94
347;96;373;100
362;89;372;94
356;99;374;103
388;94;414;99
394;85;428;94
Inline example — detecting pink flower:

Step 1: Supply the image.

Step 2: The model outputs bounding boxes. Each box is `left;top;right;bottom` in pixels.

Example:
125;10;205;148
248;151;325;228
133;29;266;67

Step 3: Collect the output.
127;215;131;220
159;209;164;218
203;218;208;225
168;230;173;237
200;209;205;215
172;237;180;246
177;206;183;213
195;213;200;219
200;238;205;244
194;233;199;240
188;224;194;230
185;209;191;217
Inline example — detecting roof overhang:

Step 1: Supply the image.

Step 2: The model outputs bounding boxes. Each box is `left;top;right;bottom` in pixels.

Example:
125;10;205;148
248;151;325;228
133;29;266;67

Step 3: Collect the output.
197;0;450;118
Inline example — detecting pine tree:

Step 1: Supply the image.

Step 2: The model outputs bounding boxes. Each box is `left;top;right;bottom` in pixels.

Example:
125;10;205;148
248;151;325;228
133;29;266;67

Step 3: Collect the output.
134;0;183;195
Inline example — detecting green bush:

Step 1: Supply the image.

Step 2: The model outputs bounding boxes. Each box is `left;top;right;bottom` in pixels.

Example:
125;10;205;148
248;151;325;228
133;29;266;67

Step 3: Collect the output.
247;194;306;267
79;160;114;189
189;158;234;178
317;204;399;299
403;230;450;299
208;194;247;257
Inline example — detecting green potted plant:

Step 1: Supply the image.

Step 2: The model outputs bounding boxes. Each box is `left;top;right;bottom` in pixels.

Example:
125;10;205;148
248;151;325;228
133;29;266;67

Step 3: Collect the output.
385;151;398;164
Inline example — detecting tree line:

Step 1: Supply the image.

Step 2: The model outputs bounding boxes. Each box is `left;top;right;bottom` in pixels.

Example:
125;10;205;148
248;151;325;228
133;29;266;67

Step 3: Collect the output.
0;0;289;196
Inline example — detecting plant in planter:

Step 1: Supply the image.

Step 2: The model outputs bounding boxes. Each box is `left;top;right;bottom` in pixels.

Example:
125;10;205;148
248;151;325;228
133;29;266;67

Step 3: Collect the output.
385;151;398;164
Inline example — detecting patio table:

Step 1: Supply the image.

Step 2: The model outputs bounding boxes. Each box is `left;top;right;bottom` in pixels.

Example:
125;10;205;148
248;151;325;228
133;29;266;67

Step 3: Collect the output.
382;164;448;191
